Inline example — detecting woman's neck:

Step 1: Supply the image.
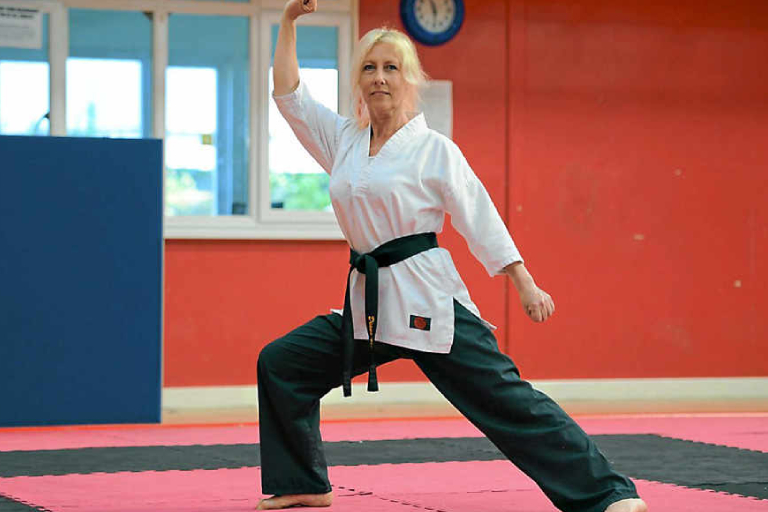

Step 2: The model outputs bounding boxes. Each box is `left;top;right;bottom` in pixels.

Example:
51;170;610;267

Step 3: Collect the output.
369;109;410;155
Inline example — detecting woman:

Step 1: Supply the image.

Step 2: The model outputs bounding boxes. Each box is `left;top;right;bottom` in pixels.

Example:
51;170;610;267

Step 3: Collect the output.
257;1;648;511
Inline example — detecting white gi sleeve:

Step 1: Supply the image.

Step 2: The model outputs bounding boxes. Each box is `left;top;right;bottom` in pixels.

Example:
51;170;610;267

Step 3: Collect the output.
441;146;524;277
272;80;346;173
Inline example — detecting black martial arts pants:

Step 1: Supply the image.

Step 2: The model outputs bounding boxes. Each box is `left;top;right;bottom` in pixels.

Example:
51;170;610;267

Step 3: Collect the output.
257;300;639;512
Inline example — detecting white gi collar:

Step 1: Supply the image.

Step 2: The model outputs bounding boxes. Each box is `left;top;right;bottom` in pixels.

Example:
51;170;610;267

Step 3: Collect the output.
365;113;428;160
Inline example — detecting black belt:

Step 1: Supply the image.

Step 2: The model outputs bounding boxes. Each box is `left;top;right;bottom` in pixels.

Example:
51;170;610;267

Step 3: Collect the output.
341;232;438;397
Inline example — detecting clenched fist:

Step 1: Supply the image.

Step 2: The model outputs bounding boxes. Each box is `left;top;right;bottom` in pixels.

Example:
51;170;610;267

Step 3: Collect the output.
503;261;555;324
284;0;317;21
519;285;555;323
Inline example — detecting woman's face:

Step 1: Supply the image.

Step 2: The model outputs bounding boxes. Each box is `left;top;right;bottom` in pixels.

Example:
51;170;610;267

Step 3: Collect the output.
360;43;410;118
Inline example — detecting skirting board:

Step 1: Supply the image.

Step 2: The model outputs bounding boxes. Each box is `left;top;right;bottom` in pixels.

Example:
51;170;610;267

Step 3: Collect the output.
163;377;768;410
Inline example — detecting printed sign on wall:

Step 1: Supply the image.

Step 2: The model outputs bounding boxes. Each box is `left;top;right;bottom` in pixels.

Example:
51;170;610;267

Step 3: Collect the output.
419;80;453;140
0;5;42;49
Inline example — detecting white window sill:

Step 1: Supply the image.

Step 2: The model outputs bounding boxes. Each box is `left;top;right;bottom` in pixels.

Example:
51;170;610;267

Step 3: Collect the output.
164;214;345;240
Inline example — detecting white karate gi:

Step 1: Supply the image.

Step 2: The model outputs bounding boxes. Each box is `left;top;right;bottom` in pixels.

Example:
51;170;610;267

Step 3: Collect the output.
274;81;523;353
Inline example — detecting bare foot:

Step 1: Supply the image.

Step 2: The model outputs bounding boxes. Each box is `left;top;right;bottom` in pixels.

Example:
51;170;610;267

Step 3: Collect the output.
605;498;648;512
256;491;333;510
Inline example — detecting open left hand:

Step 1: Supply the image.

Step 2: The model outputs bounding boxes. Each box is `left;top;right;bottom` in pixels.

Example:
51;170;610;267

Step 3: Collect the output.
518;285;555;323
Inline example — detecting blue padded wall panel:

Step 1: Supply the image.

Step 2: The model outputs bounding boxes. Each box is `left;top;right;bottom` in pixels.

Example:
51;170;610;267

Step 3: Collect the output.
0;135;162;426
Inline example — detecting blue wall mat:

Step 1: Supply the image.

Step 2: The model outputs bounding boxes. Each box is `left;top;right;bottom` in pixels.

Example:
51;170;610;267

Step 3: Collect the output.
0;135;162;426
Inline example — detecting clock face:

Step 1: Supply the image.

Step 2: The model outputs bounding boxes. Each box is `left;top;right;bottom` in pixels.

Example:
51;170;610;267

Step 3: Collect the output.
401;0;464;46
414;0;457;34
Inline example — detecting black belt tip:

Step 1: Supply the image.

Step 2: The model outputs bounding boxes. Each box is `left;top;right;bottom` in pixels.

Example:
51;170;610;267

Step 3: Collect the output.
367;367;379;392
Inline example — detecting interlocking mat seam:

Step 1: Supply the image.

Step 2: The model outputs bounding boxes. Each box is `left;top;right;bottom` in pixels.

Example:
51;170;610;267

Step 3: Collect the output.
335;484;450;512
0;491;54;512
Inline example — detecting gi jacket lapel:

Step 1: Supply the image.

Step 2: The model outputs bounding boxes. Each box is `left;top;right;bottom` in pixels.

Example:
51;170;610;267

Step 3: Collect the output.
355;113;428;191
375;113;427;161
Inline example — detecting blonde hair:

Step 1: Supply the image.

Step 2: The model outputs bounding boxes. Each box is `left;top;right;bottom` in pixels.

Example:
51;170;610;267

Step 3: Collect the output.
351;27;428;129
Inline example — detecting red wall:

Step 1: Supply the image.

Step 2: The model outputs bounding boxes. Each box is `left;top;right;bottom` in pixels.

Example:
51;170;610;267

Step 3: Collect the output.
163;0;768;387
505;0;768;378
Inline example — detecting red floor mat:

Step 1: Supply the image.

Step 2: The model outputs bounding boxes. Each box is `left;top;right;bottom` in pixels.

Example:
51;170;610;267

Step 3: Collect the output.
1;463;766;512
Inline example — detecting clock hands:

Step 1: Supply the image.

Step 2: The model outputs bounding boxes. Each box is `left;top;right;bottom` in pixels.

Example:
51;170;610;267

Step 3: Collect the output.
406;0;463;44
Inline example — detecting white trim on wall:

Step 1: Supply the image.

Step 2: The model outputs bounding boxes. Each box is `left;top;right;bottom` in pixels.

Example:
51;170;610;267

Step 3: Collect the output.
151;8;167;140
162;377;768;410
49;2;67;135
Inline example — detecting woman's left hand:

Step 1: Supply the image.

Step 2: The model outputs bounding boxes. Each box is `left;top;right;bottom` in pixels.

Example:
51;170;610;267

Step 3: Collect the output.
503;261;555;323
518;284;555;323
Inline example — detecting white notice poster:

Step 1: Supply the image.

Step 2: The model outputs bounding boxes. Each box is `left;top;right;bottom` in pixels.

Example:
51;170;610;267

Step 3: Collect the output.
0;5;42;49
419;80;453;140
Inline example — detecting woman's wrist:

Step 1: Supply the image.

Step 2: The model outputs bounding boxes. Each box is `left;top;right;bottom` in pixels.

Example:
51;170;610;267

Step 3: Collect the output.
282;9;298;23
504;261;536;293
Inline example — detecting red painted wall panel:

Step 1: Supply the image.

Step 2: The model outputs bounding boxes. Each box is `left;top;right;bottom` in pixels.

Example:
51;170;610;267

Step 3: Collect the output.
163;0;768;387
507;0;768;378
164;240;347;386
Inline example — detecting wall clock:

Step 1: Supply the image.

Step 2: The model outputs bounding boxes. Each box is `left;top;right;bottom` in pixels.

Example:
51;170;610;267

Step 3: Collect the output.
400;0;465;46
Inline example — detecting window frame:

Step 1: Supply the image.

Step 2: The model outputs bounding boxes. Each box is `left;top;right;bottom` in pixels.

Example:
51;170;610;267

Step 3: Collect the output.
1;0;357;240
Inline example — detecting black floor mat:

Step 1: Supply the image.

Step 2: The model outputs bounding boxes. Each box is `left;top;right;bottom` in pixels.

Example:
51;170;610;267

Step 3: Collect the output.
0;494;51;512
0;435;766;500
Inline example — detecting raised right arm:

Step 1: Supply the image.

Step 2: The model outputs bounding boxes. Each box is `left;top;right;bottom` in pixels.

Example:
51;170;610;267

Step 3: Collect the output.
273;0;346;173
273;0;316;95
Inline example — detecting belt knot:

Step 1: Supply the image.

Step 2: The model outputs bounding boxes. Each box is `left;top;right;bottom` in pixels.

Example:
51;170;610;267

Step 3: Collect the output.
350;252;374;273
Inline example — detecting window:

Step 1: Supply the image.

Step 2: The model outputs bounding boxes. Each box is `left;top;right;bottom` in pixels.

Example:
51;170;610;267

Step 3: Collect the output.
0;13;49;136
165;67;218;215
67;9;151;139
268;25;339;212
166;13;249;218
0;1;353;238
67;58;143;138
